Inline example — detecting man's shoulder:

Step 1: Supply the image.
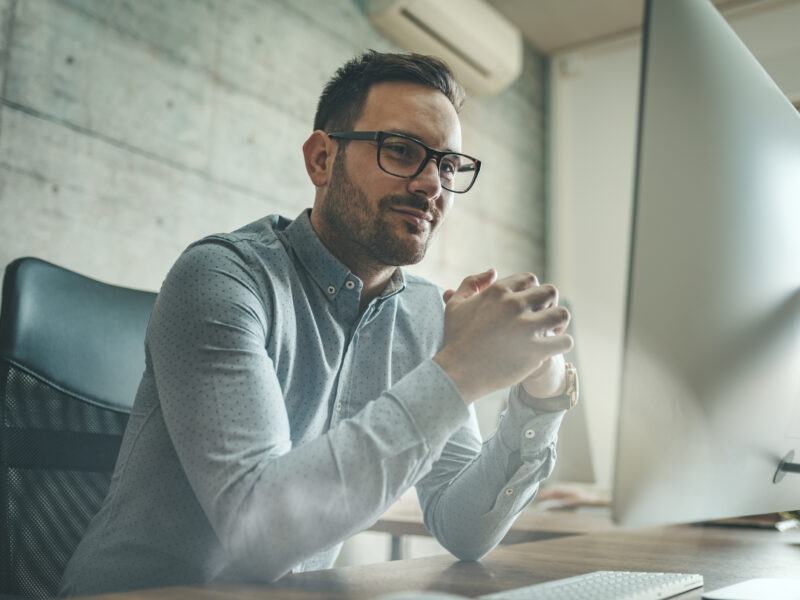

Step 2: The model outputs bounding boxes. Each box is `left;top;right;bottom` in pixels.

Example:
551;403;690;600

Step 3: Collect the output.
164;215;294;294
199;214;288;249
181;215;290;263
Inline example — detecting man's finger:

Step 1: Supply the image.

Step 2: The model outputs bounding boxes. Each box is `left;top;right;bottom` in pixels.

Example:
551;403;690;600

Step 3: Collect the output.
540;305;571;329
514;283;560;311
533;333;574;356
499;272;540;292
524;306;571;336
449;268;497;302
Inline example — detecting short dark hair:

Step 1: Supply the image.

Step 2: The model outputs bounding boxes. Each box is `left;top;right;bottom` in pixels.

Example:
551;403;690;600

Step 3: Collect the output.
313;50;465;133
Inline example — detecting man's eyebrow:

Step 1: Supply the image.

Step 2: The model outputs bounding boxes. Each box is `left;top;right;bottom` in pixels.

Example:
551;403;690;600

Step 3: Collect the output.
388;129;460;154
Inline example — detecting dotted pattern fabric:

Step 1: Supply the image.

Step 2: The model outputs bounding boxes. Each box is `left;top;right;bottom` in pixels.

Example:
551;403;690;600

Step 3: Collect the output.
59;210;566;596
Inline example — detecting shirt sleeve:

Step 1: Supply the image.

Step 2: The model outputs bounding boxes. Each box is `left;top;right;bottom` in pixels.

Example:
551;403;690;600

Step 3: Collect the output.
414;374;568;560
147;241;471;583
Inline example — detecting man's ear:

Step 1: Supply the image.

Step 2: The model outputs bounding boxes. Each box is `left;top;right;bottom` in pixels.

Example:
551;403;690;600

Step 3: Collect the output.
303;130;337;187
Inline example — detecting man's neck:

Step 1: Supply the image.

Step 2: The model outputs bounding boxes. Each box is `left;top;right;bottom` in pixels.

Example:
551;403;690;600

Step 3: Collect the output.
355;262;397;314
308;210;397;314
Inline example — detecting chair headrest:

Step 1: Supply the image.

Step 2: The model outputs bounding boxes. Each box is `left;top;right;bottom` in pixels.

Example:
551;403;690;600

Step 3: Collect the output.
0;257;157;412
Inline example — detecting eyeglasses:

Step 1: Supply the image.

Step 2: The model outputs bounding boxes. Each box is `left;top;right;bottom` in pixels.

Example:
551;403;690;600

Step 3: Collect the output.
327;131;481;193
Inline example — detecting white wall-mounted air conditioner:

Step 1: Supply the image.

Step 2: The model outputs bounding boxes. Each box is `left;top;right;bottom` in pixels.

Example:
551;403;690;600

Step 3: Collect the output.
366;0;524;97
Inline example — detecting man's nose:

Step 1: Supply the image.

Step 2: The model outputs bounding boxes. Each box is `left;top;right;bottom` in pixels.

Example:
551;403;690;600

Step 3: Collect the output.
407;158;442;201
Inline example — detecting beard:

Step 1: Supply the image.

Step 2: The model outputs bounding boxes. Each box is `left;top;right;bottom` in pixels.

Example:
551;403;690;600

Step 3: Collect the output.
318;151;440;267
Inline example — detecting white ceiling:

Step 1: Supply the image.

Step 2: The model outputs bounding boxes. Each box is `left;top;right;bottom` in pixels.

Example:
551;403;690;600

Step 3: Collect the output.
485;0;751;54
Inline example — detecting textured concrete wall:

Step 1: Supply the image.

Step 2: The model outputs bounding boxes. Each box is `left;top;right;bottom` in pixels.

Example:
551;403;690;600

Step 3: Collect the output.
0;0;547;296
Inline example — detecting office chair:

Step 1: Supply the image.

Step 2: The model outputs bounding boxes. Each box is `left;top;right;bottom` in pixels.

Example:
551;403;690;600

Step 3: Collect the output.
0;257;156;599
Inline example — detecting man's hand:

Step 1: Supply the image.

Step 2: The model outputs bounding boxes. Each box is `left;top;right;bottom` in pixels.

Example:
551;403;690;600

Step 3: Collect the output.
434;269;573;404
521;354;567;399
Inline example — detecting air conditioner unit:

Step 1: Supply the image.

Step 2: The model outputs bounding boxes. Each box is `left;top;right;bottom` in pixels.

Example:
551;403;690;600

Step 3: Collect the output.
366;0;523;97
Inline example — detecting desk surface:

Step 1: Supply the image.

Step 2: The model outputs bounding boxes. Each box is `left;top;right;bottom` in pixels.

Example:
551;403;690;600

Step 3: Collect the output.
78;522;800;599
370;490;617;544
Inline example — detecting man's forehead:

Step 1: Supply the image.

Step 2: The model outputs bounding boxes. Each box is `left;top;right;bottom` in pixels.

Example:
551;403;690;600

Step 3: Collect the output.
355;81;462;151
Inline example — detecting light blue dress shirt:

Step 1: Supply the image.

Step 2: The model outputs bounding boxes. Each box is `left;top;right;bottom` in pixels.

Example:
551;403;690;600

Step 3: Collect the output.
60;210;567;596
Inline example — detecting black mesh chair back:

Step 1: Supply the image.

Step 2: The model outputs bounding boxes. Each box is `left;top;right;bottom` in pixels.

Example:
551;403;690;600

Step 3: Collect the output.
0;258;156;598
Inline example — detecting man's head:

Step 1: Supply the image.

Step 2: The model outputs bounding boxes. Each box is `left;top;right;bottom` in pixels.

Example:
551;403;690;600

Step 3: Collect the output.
313;50;465;134
304;51;471;272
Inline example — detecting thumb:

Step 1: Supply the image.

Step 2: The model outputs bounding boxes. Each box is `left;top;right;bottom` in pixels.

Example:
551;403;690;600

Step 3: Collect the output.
446;268;497;303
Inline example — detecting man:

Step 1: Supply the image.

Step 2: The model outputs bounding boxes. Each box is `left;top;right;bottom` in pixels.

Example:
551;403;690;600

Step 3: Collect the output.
60;51;576;596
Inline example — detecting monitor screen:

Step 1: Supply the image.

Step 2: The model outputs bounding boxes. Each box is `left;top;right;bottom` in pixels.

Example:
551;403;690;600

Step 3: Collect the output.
612;0;800;526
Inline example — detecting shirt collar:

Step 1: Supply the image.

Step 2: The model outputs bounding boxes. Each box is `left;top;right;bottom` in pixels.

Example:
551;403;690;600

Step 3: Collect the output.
382;268;406;300
282;209;406;302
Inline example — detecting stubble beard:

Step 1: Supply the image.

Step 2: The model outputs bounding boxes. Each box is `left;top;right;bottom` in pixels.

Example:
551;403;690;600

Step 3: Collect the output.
320;152;437;267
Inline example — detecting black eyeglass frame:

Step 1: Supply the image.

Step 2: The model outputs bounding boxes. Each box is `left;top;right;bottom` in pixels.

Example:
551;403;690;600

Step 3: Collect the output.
327;131;482;193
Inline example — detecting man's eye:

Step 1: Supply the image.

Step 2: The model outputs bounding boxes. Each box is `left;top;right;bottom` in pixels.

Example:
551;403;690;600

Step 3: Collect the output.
440;158;458;176
384;143;410;156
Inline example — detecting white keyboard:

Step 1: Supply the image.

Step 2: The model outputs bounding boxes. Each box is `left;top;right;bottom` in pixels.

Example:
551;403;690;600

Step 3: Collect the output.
479;571;704;600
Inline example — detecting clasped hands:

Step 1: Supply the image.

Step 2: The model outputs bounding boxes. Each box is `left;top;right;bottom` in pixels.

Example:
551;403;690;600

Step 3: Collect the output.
433;269;573;406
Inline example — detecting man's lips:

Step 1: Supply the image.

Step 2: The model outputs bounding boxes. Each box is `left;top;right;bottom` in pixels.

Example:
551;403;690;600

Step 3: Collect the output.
390;206;434;229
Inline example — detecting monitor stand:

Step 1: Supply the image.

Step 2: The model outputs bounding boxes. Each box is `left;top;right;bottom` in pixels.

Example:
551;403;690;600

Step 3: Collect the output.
700;452;800;598
774;450;800;484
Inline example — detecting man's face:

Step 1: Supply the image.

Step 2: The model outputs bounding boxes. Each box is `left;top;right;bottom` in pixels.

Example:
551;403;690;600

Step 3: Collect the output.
317;81;462;267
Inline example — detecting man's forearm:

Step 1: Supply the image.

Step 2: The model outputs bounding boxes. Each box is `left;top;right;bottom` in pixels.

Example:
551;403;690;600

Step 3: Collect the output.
416;388;564;560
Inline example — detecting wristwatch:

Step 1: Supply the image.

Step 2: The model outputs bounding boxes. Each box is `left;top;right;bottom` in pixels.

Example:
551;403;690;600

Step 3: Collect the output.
531;362;579;413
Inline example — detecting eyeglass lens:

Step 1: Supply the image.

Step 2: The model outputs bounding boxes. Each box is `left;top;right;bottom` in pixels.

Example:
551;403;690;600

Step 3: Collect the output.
378;135;477;193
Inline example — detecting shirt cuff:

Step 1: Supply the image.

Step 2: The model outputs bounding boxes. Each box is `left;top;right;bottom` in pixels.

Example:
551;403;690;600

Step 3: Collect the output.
386;359;471;451
497;384;565;461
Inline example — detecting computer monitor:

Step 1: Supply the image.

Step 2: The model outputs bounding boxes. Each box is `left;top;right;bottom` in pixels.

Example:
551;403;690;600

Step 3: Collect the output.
612;0;800;526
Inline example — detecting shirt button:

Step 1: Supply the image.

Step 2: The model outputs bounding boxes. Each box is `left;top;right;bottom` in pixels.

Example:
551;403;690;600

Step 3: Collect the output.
505;488;514;496
345;280;355;289
327;285;335;294
524;428;536;439
336;402;343;412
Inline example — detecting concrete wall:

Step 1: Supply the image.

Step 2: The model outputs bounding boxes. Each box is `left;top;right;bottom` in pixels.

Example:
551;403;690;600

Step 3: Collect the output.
0;0;549;565
0;0;548;294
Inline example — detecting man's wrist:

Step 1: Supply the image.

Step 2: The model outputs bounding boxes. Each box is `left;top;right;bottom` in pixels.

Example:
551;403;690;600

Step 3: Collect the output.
520;361;579;412
521;356;566;398
432;350;480;405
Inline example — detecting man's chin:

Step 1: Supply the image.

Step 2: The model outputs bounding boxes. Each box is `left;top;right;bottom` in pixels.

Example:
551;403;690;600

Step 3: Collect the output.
375;239;428;267
371;219;434;265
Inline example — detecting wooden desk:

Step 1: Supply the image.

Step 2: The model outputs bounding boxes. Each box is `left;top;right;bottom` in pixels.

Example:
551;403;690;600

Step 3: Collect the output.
76;523;800;599
370;490;617;554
